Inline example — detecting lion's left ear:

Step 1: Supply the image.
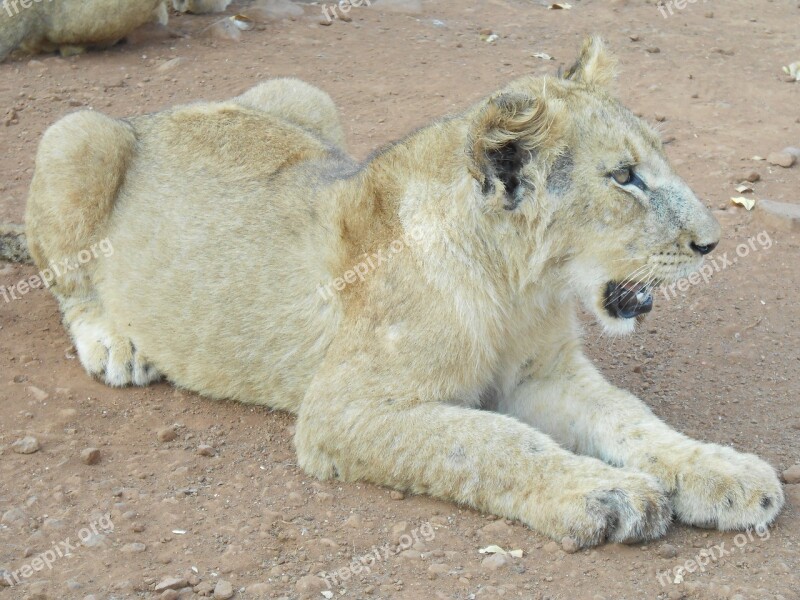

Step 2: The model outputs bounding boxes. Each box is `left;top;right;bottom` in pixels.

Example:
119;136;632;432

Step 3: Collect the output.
563;36;616;88
468;93;558;210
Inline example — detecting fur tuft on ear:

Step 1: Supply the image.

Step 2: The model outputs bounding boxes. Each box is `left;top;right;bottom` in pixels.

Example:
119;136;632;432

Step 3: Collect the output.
468;92;558;210
563;36;617;88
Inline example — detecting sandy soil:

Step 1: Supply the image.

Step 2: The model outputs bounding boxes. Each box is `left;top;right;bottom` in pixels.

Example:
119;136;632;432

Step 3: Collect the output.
1;1;799;599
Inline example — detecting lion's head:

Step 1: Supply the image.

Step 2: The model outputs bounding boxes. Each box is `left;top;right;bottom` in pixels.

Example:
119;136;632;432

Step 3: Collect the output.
463;36;720;335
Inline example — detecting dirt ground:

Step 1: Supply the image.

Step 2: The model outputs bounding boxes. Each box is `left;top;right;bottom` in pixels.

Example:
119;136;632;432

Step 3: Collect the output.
1;0;799;599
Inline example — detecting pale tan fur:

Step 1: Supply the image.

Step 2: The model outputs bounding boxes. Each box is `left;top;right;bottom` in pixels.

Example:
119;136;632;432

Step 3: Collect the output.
171;0;231;14
22;41;784;546
0;0;168;62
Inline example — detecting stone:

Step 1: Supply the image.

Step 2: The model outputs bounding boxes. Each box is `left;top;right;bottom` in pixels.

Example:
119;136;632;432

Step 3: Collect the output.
561;537;580;554
658;543;678;559
756;199;800;232
767;152;796;168
213;579;234;599
197;444;216;457
157;428;177;442
155;577;188;592
12;436;40;454
480;553;508;570
80;448;101;465
782;465;800;485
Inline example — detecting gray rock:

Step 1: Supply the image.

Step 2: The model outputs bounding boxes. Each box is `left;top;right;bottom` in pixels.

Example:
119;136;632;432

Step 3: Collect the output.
12;436;40;454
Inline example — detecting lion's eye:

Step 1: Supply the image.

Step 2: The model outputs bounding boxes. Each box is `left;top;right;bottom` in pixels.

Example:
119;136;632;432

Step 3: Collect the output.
611;167;634;186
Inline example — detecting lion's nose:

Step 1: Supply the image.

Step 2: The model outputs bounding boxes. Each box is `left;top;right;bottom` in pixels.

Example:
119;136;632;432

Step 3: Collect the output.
690;240;718;256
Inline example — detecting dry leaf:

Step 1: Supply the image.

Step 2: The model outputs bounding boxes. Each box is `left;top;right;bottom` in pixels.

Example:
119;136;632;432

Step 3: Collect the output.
731;196;755;211
548;2;572;8
478;545;523;557
231;14;255;30
532;52;554;60
735;184;753;193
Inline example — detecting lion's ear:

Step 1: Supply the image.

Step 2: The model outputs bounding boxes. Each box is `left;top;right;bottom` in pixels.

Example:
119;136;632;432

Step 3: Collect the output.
468;93;558;210
563;36;616;88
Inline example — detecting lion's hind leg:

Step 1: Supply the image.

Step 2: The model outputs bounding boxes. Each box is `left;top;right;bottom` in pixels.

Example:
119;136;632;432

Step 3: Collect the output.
25;110;162;387
234;78;346;148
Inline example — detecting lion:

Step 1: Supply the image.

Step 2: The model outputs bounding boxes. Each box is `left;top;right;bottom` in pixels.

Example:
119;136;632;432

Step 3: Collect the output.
10;37;784;547
0;0;168;62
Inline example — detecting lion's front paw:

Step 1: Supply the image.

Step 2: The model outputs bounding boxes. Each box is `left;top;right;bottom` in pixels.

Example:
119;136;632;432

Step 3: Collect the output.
546;469;672;548
72;320;161;387
669;444;784;531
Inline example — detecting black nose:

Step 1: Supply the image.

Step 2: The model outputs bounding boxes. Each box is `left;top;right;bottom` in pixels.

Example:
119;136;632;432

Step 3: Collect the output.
690;241;718;255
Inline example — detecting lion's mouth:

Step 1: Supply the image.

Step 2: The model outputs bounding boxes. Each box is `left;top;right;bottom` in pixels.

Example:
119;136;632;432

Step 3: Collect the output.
604;281;654;319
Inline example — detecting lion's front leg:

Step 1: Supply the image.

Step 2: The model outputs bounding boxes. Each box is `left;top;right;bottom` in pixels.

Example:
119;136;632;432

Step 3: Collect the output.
499;350;785;531
294;353;671;548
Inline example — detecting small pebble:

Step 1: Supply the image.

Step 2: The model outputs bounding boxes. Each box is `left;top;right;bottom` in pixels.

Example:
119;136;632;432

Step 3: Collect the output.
782;465;800;484
12;436;40;454
157;428;177;443
155;577;188;592
80;448;101;465
197;444;216;457
658;543;678;559
213;579;234;599
480;553;508;571
561;537;579;554
741;170;761;183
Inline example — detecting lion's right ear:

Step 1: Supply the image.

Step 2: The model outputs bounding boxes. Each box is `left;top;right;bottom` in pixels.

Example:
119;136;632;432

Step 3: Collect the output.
467;93;559;210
